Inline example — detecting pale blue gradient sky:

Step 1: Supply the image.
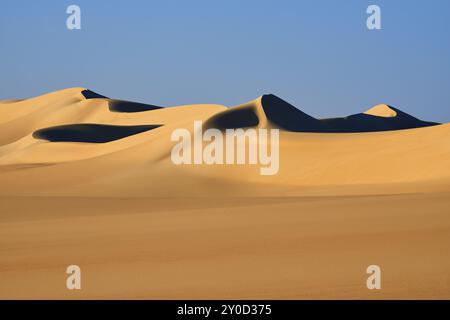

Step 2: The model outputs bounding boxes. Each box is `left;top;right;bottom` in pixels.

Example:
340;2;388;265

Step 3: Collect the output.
1;0;449;121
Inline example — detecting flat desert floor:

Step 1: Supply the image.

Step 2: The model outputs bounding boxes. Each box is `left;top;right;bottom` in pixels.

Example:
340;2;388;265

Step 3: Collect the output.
1;194;450;299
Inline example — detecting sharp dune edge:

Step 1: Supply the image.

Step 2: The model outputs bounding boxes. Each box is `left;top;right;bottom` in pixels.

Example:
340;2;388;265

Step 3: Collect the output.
1;87;449;299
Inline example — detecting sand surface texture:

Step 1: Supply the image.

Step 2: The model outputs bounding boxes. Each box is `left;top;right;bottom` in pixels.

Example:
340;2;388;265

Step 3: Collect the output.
1;88;449;298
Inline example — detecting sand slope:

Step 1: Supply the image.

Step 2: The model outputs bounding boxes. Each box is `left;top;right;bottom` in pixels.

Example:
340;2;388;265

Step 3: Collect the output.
206;94;438;132
0;88;448;196
0;88;449;299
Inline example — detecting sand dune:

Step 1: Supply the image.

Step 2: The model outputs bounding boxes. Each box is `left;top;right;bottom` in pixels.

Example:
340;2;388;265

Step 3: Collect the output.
205;94;325;131
206;94;438;132
80;89;162;113
0;87;449;299
364;104;398;117
321;104;438;132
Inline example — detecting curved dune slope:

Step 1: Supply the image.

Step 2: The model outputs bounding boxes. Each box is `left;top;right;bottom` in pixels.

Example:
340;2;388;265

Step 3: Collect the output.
0;88;448;197
81;89;162;113
207;94;439;132
0;87;222;146
261;94;326;131
0;87;226;167
204;94;324;131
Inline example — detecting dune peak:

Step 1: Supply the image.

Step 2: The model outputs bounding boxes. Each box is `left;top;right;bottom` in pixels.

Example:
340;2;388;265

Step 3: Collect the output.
81;89;109;100
364;104;397;118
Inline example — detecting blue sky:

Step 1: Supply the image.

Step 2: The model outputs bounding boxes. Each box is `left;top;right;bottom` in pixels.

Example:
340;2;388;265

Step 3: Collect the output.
1;0;449;121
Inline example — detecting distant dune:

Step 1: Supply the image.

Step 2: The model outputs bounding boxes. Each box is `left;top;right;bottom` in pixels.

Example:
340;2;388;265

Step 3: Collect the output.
321;104;438;132
1;87;449;299
206;94;439;132
204;94;324;131
0;87;448;193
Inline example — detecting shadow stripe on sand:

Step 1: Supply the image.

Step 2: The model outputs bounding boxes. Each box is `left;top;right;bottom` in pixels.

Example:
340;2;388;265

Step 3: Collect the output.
81;89;162;113
33;123;162;143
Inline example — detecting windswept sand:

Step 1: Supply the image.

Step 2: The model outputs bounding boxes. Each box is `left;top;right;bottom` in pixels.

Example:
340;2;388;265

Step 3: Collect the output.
0;88;449;299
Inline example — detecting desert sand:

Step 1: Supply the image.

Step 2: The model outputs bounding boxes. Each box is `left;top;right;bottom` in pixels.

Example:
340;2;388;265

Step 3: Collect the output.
0;87;449;299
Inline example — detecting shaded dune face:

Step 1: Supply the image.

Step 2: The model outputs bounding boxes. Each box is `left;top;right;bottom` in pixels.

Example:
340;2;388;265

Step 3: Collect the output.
81;89;109;99
321;106;439;133
204;94;439;133
260;94;328;131
203;107;260;129
261;95;439;132
81;89;161;113
108;100;162;113
203;94;326;131
33;124;162;143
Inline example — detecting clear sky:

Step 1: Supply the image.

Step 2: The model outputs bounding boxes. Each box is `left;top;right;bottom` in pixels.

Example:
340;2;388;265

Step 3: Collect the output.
1;0;449;122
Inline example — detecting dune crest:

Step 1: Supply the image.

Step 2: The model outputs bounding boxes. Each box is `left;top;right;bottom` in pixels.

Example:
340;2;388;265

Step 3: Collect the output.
205;94;439;133
204;94;325;131
0;87;448;195
80;89;162;113
364;104;397;117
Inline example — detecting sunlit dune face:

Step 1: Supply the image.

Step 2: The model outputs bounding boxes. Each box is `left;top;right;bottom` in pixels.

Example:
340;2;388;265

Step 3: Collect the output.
364;104;397;118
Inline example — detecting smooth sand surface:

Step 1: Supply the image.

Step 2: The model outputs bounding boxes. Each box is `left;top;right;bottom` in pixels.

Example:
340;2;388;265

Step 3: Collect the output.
364;104;397;117
1;88;449;299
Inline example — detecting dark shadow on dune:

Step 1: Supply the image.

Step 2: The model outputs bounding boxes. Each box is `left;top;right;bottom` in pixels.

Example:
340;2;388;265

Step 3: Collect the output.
81;89;162;113
81;90;109;99
33;124;162;143
320;106;439;132
261;95;439;133
79;90;439;133
205;107;260;129
108;99;162;113
261;94;331;132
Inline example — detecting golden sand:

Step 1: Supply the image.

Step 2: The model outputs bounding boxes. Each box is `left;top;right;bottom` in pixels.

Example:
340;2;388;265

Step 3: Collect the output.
1;88;449;298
